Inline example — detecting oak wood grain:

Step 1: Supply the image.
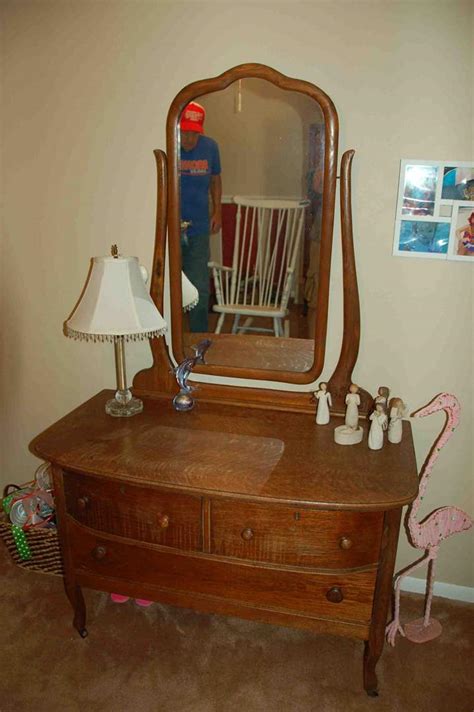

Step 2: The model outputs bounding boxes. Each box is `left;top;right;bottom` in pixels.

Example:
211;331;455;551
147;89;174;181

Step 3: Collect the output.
31;390;418;511
364;508;402;695
36;392;418;693
210;500;383;569
63;471;202;551
328;150;371;412
75;567;371;640
67;519;377;624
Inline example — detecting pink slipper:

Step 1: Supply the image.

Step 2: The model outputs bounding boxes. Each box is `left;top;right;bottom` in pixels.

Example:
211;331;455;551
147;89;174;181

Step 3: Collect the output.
134;598;153;607
110;593;130;603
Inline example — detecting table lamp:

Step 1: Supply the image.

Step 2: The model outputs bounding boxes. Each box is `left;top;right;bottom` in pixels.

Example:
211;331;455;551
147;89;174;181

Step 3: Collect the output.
181;271;199;311
65;245;167;417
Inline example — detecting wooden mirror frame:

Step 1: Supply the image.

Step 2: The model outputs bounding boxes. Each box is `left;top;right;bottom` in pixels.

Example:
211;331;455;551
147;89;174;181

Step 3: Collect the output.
170;63;338;384
135;64;369;413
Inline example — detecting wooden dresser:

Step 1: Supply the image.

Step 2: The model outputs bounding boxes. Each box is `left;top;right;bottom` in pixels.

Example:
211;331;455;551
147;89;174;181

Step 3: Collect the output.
30;389;418;696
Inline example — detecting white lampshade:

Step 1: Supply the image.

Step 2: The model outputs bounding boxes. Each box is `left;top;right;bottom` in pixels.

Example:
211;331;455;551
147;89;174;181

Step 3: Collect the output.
181;271;199;312
66;255;167;341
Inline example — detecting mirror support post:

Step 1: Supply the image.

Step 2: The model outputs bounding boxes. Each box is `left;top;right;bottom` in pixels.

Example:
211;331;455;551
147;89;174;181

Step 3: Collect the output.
328;150;372;413
134;150;176;395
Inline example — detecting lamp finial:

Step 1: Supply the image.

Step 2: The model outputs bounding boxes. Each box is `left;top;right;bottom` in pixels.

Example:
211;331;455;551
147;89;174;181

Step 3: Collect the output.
111;244;119;258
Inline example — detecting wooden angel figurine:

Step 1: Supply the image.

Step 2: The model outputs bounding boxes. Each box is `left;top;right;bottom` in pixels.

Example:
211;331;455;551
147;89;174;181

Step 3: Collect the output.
372;386;389;414
335;383;363;445
314;382;332;425
368;403;388;450
388;397;406;444
345;383;360;430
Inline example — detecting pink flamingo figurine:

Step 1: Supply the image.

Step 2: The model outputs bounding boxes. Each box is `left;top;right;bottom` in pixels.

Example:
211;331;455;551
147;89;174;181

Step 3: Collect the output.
386;393;472;645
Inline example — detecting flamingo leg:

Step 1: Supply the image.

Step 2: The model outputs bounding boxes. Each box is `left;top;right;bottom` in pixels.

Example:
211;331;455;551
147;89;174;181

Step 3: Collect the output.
403;547;443;643
385;573;405;646
423;551;438;627
385;551;430;646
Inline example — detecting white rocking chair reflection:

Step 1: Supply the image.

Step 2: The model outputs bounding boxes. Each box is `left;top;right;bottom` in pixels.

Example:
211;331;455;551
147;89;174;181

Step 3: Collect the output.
208;196;309;337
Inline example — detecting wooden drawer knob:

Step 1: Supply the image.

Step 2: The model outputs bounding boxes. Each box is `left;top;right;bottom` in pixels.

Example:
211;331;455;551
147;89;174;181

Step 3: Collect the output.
326;586;344;603
77;496;89;511
157;514;170;529
241;527;254;541
92;545;107;560
339;536;353;550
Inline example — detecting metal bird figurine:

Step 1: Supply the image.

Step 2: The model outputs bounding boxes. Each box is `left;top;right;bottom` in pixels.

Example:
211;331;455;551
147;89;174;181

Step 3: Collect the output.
386;393;472;645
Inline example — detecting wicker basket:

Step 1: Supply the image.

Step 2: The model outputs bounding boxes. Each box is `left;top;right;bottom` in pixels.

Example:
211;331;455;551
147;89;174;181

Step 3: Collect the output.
0;482;64;576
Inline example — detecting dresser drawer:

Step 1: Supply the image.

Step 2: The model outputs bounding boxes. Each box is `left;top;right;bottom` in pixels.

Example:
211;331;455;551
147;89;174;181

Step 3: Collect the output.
210;500;383;569
63;471;202;551
68;521;377;624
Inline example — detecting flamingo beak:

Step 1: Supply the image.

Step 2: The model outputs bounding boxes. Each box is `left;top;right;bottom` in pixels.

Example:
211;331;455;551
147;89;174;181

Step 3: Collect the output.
411;393;458;422
411;397;441;419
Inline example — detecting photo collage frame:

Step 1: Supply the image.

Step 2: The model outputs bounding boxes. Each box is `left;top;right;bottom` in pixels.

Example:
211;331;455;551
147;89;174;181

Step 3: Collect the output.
393;160;474;261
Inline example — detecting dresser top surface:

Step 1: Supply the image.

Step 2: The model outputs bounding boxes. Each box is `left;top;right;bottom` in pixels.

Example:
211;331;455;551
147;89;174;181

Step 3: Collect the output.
30;391;419;510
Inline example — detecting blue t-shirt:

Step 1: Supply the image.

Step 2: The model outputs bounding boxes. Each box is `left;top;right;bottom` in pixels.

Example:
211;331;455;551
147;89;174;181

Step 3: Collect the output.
180;135;221;237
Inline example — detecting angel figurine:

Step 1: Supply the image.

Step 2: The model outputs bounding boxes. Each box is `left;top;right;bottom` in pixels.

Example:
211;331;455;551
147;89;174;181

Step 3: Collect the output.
388;397;406;444
334;383;364;445
334;383;363;445
368;403;388;450
314;382;332;425
371;386;390;414
345;383;361;430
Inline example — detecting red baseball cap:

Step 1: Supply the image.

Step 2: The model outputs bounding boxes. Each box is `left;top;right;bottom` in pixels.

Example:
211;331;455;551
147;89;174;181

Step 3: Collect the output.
180;101;205;133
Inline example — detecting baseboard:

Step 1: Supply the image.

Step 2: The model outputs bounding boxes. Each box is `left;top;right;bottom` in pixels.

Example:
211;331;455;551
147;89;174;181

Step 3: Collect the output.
401;577;474;603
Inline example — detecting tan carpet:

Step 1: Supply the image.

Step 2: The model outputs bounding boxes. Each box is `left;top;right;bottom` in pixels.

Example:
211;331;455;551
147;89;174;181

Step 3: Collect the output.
0;543;472;712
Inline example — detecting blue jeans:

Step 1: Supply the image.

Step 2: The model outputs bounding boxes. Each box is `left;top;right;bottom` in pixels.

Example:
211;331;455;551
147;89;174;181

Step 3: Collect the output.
181;233;210;333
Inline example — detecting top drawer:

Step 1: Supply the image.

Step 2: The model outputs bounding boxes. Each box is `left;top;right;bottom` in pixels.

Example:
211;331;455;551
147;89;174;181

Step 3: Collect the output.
211;500;383;569
63;471;202;551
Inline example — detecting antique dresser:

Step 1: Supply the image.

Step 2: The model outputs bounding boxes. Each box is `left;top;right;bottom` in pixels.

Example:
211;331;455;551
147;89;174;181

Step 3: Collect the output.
30;64;418;696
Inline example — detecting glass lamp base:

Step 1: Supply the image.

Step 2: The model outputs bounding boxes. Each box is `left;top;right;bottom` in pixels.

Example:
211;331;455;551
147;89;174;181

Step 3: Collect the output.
105;389;143;417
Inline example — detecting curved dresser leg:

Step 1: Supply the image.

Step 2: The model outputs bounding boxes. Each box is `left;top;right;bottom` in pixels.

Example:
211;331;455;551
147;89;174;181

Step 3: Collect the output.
363;508;403;696
363;641;379;696
65;581;88;638
50;466;89;638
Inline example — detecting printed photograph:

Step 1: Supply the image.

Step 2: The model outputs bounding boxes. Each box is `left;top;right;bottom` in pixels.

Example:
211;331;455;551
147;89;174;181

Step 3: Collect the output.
441;166;474;201
401;164;438;216
448;205;474;260
396;220;450;256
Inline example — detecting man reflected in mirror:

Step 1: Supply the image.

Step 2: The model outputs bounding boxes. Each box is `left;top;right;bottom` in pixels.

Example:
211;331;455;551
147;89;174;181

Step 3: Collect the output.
180;101;222;332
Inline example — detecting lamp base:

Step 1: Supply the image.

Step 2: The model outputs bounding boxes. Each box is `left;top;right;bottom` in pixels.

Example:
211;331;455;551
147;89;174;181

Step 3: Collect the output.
106;389;143;417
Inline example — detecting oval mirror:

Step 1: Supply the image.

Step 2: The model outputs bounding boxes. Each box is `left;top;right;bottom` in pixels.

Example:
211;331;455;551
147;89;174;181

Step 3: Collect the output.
167;64;338;384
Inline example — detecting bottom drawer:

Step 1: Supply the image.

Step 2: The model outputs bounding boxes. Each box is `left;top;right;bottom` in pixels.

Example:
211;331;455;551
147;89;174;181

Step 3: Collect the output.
68;520;377;624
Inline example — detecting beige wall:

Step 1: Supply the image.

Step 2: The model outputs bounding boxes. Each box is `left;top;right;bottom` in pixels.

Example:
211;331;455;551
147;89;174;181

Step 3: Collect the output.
200;78;321;198
1;0;472;588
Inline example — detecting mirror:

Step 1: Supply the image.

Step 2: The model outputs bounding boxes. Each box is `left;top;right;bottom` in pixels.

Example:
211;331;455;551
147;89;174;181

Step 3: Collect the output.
180;80;324;360
165;64;339;384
